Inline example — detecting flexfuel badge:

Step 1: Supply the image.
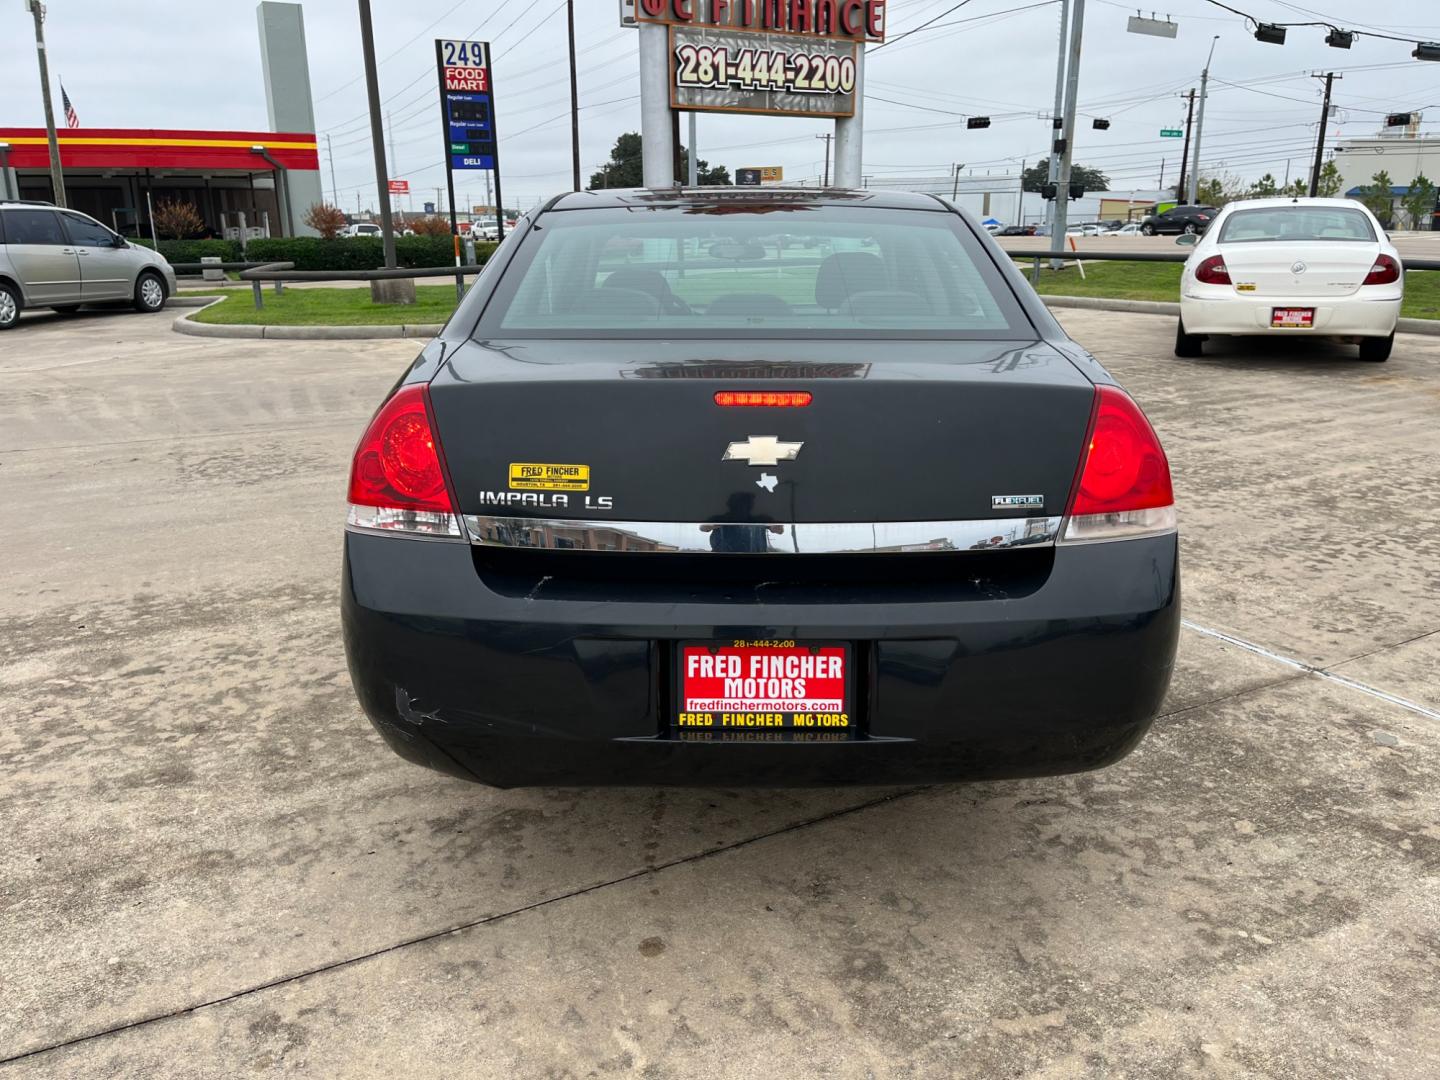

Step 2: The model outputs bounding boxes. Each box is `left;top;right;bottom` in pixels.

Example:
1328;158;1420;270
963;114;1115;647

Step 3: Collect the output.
508;463;590;491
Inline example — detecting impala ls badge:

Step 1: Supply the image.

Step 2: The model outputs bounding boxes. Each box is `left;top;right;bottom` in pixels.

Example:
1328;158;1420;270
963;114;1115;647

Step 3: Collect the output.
724;435;803;467
1291;261;1307;275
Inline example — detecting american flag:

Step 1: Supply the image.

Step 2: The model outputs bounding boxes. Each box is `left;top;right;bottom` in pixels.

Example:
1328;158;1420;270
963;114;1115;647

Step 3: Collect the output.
61;82;78;128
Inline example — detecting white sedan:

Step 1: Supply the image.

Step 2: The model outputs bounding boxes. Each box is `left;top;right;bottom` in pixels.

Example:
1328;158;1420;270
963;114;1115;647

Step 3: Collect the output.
1175;197;1403;362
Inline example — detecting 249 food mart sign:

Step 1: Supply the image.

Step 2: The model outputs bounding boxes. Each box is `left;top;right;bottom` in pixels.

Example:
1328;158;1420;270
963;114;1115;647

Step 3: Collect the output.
436;38;498;171
636;0;887;118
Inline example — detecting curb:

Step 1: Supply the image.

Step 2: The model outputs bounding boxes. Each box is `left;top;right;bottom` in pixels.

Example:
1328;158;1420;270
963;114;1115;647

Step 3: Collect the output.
171;299;443;340
1041;295;1440;336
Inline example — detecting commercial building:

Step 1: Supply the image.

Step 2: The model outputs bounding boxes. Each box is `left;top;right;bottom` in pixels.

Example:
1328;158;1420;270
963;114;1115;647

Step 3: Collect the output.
0;1;324;239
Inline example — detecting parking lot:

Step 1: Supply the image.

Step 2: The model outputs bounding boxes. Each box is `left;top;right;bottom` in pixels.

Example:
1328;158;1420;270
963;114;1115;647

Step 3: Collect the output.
2;307;1438;1077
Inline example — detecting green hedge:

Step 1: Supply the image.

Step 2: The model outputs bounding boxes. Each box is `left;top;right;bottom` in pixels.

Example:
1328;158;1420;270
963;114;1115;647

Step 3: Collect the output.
242;236;497;271
131;237;244;263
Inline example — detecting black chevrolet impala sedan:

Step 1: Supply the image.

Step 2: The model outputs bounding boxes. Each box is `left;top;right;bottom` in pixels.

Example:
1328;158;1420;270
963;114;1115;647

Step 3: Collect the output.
341;187;1179;787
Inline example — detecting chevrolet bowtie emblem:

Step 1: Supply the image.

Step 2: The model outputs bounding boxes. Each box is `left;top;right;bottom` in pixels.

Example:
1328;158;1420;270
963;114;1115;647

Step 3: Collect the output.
723;435;804;467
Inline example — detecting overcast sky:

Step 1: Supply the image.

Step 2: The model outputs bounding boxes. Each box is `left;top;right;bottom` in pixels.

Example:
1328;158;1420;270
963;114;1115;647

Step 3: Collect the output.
4;0;1440;212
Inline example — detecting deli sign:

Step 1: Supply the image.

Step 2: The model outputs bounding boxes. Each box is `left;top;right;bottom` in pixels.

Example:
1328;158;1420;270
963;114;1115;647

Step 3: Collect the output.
635;0;886;43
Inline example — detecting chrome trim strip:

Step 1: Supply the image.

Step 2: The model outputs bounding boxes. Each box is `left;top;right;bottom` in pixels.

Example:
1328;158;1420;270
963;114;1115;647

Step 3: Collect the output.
462;515;1062;554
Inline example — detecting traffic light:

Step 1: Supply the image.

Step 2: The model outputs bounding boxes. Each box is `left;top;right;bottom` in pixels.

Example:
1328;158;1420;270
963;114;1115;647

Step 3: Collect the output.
1069;183;1085;201
1325;29;1353;48
1253;23;1286;44
966;117;991;129
1385;112;1415;127
1092;118;1110;130
1040;184;1058;201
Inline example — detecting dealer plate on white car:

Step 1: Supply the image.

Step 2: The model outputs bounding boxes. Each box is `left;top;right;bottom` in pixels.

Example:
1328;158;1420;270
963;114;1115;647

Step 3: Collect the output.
1271;307;1315;329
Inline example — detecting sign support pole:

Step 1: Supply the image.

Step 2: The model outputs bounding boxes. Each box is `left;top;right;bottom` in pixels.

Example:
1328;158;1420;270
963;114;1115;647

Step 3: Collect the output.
639;22;675;187
358;0;398;270
832;46;865;188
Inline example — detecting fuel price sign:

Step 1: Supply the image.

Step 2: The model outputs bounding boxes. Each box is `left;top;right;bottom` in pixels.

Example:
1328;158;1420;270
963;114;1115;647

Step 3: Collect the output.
436;38;498;172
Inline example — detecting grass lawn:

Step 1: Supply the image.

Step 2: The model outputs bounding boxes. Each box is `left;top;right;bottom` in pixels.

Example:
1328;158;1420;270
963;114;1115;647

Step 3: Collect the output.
1013;257;1440;320
189;285;460;326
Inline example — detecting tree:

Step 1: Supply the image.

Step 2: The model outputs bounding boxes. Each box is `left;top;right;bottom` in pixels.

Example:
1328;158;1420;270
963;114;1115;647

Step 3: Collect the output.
151;197;203;240
1247;173;1278;198
1401;174;1436;230
1021;161;1110;194
407;215;453;238
303;202;348;239
1192;172;1248;207
1357;170;1395;224
589;132;730;189
1280;177;1309;198
1315;160;1342;198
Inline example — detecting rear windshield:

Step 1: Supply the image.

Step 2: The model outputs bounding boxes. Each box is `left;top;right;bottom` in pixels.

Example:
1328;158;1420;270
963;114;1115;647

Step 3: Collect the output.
1219;206;1376;244
474;203;1031;339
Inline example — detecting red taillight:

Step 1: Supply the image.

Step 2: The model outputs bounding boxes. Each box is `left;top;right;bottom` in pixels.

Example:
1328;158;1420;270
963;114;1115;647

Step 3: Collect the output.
1061;386;1176;543
1364;254;1400;286
1194;255;1231;285
714;391;813;407
348;385;454;514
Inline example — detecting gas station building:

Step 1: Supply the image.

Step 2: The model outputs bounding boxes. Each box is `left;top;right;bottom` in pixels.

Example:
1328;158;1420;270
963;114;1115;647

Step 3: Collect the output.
1;1;324;239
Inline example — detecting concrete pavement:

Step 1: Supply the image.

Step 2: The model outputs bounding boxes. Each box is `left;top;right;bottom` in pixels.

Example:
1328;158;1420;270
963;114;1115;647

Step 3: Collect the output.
1;305;1437;1077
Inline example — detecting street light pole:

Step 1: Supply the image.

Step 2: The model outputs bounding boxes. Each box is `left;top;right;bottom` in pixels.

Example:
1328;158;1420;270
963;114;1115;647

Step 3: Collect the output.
1044;0;1070;237
1186;36;1219;206
357;0;397;269
1052;0;1086;257
26;0;67;207
1175;88;1195;203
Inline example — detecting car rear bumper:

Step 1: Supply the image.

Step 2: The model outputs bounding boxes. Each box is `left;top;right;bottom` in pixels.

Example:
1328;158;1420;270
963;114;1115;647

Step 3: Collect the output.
341;530;1180;788
1180;293;1401;337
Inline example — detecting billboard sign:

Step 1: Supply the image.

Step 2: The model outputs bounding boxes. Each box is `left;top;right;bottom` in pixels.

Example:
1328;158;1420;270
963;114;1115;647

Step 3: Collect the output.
635;0;886;43
388;179;410;194
736;166;783;185
671;26;857;117
436;39;498;172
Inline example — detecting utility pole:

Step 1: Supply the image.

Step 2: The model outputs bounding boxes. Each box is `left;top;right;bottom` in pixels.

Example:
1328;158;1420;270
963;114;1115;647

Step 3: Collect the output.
26;0;66;207
952;163;963;202
325;133;339;206
687;112;698;186
1158;158;1166;190
385;110;396;177
1187;37;1219;207
1175;88;1195;203
816;133;833;187
566;0;581;191
1052;0;1086;259
1045;0;1071;237
1309;73;1338;197
357;0;397;269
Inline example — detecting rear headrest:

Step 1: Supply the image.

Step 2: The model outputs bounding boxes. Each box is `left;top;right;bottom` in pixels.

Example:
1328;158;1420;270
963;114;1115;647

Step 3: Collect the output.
603;268;674;305
706;293;792;319
570;288;659;319
840;290;933;320
815;251;886;310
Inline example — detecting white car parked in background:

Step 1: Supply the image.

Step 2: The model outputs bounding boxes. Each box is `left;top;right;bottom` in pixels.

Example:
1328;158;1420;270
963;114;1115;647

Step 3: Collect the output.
1175;197;1402;362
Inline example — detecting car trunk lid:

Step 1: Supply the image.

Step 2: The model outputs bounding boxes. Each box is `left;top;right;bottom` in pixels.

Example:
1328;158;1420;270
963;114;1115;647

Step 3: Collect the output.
429;338;1097;526
1221;242;1380;298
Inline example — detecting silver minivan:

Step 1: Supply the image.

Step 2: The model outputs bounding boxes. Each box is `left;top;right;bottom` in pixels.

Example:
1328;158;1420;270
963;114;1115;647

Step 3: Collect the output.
0;201;178;329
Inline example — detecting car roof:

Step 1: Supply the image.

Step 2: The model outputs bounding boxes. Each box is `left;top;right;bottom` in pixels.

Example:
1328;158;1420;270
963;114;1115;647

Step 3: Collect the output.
546;187;950;213
1219;197;1366;211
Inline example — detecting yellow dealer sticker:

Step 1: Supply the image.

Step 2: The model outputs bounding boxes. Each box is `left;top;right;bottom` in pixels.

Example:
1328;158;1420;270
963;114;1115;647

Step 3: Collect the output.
509;463;590;491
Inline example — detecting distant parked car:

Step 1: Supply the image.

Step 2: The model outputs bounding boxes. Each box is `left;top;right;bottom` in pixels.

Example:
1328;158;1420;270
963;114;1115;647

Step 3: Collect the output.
1141;205;1218;236
346;223;382;238
1113;223;1144;236
999;225;1037;236
0;200;177;329
1175;197;1401;362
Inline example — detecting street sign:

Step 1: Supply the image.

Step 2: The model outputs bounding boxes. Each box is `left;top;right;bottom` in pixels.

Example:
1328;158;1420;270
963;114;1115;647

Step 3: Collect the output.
388;179;410;194
1160;128;1183;138
670;26;858;118
436;37;503;242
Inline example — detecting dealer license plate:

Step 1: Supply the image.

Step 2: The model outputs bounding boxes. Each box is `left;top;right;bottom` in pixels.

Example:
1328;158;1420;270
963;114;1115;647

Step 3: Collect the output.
675;641;853;735
1272;307;1315;328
